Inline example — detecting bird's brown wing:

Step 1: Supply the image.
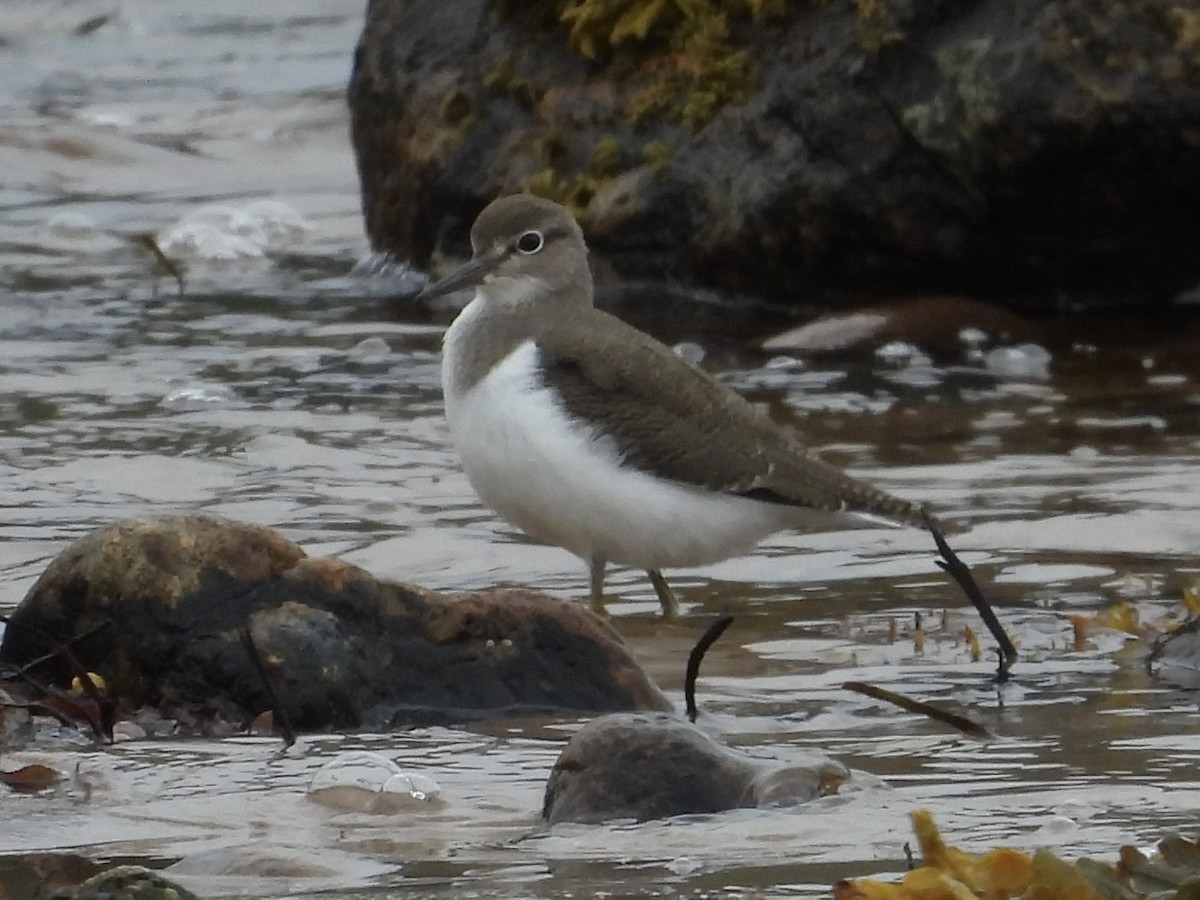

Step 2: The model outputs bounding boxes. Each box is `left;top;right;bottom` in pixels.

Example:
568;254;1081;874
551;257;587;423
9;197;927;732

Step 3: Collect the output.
535;310;927;525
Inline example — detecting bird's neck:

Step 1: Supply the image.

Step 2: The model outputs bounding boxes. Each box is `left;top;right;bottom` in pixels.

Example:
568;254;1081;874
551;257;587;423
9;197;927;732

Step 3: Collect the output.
441;291;535;399
442;275;595;398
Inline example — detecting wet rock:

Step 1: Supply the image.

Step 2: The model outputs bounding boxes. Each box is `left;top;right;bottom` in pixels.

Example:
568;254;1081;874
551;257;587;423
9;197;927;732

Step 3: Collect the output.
1149;616;1200;688
542;712;850;824
0;686;32;747
166;847;340;879
44;865;199;900
349;0;1200;310
0;854;104;899
0;516;670;732
761;296;1040;357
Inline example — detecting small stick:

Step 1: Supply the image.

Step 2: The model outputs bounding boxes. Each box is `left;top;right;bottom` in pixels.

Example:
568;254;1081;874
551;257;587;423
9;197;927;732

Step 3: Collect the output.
1;618;112;685
843;681;992;739
922;511;1017;679
239;627;296;748
133;233;186;297
684;615;733;723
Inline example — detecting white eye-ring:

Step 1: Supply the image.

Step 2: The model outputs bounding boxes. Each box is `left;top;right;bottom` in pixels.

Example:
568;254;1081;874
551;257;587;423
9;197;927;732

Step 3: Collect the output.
515;230;544;254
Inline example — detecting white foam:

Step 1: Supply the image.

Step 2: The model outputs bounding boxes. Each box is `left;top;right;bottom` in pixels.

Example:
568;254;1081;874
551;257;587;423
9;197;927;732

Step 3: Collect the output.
158;199;310;260
984;342;1052;381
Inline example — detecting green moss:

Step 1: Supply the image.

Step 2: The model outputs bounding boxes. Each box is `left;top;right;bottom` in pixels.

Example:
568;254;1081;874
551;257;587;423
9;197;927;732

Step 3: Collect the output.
674;9;753;130
491;0;793;129
641;140;673;171
902;39;997;154
491;0;918;126
628;80;676;123
852;0;904;54
558;0;689;60
483;53;540;110
524;132;614;213
747;0;789;17
1165;5;1200;67
588;138;623;175
525;168;564;201
526;168;598;214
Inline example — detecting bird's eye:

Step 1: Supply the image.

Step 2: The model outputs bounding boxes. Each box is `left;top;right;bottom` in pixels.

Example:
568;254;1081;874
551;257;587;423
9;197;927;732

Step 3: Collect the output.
515;230;544;254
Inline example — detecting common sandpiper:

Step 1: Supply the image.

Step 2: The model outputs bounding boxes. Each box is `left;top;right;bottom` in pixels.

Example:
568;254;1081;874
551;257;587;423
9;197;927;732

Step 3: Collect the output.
421;194;935;619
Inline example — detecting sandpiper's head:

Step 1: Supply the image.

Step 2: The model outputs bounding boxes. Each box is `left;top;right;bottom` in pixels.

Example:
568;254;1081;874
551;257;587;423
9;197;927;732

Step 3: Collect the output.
419;195;591;307
420;195;592;309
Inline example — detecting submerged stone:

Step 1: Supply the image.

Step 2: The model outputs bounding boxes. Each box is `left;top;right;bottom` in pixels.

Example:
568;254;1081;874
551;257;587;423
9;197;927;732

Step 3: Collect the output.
542;712;850;824
307;750;443;814
0;515;670;732
1149;616;1200;688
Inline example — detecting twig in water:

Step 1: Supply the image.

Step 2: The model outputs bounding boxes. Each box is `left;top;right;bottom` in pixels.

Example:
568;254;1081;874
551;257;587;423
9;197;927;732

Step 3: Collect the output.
843;681;992;739
133;233;186;297
684;615;733;723
922;510;1017;680
239;627;296;749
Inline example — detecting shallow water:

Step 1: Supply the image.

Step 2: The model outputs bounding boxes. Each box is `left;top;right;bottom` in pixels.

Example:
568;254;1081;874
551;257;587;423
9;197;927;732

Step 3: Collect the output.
2;4;1200;898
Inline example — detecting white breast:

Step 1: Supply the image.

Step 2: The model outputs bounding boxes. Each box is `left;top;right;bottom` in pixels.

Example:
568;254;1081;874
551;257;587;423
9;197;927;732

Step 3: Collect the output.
441;327;790;570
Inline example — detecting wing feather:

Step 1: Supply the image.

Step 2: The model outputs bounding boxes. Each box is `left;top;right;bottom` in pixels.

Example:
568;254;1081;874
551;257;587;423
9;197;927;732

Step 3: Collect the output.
535;310;927;525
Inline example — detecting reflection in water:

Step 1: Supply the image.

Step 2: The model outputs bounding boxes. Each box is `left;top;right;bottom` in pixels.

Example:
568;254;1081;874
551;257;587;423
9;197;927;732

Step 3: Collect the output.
1;3;1200;898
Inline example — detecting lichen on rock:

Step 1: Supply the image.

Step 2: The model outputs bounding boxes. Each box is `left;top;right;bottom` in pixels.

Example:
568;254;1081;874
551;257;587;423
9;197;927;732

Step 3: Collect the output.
350;0;1200;309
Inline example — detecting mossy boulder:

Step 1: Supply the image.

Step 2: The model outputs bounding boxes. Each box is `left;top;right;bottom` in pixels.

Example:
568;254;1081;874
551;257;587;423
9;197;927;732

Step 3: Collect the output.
0;516;670;731
349;0;1200;310
44;866;200;900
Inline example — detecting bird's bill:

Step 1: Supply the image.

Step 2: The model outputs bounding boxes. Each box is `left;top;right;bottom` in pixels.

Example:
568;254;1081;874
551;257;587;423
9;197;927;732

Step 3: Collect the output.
417;248;504;301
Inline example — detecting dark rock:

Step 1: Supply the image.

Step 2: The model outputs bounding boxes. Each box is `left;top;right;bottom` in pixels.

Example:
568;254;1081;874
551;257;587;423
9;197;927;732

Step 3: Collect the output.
542;712;850;824
0;853;103;899
44;866;199;900
0;516;670;732
349;0;1200;311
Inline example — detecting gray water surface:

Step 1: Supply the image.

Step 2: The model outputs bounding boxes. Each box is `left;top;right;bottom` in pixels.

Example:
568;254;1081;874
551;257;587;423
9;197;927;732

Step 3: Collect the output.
2;4;1200;898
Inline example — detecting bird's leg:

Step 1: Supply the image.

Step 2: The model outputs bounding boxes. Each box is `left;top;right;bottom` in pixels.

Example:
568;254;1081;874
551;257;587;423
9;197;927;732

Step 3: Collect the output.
589;556;609;616
646;569;679;619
